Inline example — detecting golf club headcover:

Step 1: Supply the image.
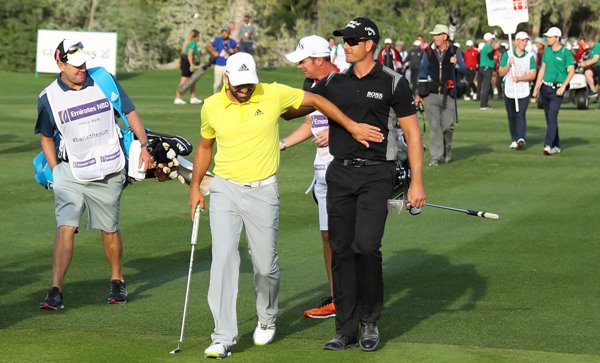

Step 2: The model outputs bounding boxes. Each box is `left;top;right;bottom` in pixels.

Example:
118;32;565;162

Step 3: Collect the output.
146;130;193;157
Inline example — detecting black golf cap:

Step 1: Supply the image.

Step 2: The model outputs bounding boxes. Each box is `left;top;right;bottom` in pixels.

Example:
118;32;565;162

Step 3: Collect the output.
333;17;380;43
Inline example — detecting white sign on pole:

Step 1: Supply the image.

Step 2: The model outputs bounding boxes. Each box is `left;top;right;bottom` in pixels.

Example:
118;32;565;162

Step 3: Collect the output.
36;29;118;75
485;0;529;34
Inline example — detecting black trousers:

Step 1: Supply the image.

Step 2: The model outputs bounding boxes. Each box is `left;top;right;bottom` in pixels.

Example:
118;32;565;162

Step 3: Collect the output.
326;159;396;338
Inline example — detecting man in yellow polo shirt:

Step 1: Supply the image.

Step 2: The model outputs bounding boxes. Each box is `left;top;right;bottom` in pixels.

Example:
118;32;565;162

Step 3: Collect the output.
188;52;383;359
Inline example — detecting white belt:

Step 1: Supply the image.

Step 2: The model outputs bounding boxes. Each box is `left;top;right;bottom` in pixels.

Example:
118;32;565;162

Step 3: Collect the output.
542;80;562;88
227;175;277;188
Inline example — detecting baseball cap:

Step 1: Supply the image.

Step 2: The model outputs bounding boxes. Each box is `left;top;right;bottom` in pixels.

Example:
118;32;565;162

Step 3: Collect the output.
55;39;92;67
285;35;331;62
222;25;231;33
466;39;474;46
333;17;380;42
429;24;449;35
225;52;259;86
483;32;495;41
543;27;562;38
515;31;530;40
384;38;393;45
413;39;421;46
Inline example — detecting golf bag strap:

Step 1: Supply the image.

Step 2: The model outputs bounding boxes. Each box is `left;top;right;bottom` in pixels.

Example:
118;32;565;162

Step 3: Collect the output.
88;67;130;129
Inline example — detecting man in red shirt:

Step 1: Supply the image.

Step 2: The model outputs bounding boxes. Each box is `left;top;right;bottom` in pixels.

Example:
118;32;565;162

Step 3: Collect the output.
463;40;479;100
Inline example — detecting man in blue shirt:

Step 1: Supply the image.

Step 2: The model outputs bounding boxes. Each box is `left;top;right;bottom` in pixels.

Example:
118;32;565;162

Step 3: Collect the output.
207;26;239;93
36;39;153;310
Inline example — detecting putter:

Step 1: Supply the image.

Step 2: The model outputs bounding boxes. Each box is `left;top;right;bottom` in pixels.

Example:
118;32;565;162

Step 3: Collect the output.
170;205;202;354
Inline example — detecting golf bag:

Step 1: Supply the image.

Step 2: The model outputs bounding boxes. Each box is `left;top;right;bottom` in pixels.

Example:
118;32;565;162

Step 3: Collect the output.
177;59;214;94
390;126;412;200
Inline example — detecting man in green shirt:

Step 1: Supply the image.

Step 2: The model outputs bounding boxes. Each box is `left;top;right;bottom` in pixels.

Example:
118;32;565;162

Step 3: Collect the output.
478;32;496;110
532;27;575;156
578;37;600;98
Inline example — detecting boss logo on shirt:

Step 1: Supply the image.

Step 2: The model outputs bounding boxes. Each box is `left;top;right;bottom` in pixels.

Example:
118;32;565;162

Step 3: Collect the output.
366;91;383;100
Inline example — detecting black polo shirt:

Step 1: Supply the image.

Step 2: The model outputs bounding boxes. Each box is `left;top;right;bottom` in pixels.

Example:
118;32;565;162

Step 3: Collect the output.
311;63;416;161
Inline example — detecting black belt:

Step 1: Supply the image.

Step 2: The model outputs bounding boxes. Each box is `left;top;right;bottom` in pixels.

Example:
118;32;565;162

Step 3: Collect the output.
336;158;387;167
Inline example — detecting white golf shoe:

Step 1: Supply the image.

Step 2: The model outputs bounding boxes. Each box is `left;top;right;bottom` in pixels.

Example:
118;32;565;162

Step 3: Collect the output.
509;141;518;149
173;98;186;105
204;342;231;359
190;97;203;104
543;145;552;155
253;323;276;346
516;138;526;150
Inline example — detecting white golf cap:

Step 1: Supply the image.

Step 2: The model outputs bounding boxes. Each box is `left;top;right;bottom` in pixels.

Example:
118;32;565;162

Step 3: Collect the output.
384;38;393;44
466;39;474;46
55;39;92;67
483;32;495;41
429;24;449;35
285;35;331;63
543;26;562;38
413;39;421;46
515;31;530;40
225;52;259;86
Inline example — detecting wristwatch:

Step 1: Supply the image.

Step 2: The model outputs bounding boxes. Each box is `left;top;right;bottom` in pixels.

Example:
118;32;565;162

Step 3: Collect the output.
279;139;287;151
140;140;150;149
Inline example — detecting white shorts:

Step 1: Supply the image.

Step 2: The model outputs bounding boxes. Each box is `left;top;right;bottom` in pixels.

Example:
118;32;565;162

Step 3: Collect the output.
314;176;328;231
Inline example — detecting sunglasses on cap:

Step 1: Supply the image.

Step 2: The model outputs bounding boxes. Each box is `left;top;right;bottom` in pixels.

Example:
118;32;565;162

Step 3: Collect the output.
342;37;370;46
60;42;84;61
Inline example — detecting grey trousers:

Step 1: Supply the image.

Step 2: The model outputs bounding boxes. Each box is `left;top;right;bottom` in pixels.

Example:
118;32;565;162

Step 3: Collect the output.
424;93;456;164
207;175;280;346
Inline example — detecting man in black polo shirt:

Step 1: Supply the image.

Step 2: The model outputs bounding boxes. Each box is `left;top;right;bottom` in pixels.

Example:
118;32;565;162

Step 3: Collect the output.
311;17;426;352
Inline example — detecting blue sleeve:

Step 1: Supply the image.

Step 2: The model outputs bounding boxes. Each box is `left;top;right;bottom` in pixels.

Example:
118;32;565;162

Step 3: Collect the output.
212;37;222;52
113;76;135;114
418;54;430;79
231;39;237;48
34;92;56;137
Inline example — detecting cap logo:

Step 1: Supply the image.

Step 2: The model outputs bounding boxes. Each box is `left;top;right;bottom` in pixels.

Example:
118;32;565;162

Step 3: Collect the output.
297;41;304;50
238;64;249;72
365;27;376;36
346;20;361;29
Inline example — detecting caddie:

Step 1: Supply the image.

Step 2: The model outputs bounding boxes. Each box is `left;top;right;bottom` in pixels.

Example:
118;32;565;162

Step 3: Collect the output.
35;39;153;310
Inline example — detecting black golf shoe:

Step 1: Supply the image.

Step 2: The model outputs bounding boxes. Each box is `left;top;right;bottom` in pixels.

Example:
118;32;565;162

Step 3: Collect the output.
107;279;127;304
323;334;357;350
359;322;380;351
40;286;64;310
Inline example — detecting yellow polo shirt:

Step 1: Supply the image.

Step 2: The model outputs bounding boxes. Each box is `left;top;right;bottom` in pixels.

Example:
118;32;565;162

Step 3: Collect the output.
200;82;304;181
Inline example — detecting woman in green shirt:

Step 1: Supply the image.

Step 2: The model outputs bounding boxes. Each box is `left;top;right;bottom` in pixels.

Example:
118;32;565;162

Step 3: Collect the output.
174;29;203;105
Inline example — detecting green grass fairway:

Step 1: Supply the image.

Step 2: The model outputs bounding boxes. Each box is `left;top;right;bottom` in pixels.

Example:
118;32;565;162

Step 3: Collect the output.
1;68;599;362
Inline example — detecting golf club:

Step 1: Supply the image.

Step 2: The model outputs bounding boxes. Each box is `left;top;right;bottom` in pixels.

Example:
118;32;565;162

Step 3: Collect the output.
388;199;499;220
425;203;498;219
169;205;201;354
